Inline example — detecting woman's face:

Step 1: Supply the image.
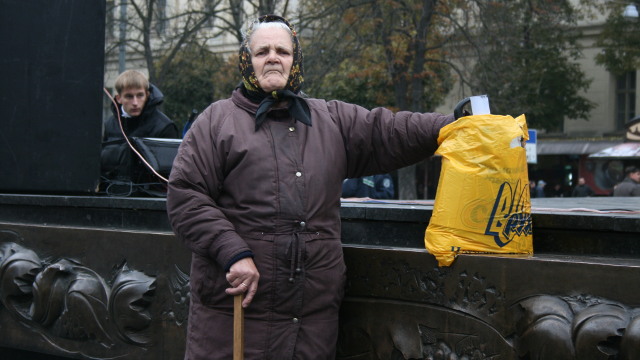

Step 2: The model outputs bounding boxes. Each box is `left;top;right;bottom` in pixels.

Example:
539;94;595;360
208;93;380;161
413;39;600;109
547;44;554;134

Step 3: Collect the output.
249;27;294;93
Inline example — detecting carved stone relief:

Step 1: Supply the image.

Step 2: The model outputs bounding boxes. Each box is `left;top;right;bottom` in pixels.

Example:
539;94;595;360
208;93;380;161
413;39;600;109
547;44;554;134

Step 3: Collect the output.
516;294;640;359
3;224;640;360
338;249;640;360
337;299;514;359
164;264;191;326
0;230;158;358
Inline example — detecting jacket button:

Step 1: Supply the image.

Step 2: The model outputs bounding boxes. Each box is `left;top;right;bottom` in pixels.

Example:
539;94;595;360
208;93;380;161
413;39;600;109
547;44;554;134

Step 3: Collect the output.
299;221;306;228
295;172;302;177
289;127;295;132
292;318;299;323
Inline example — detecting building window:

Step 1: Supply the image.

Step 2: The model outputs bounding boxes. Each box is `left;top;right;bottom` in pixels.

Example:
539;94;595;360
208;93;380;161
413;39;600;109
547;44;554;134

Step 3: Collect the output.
616;71;636;130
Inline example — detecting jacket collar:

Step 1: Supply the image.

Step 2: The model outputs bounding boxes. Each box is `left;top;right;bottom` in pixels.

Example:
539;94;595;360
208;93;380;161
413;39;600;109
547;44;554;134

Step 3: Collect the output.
231;88;258;114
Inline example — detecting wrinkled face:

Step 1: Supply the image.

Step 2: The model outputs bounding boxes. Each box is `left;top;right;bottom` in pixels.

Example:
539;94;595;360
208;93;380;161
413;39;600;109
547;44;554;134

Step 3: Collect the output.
249;27;294;93
116;87;148;117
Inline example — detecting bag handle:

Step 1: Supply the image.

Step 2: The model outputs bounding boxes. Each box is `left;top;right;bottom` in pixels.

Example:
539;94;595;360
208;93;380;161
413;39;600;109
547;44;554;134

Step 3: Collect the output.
454;97;471;120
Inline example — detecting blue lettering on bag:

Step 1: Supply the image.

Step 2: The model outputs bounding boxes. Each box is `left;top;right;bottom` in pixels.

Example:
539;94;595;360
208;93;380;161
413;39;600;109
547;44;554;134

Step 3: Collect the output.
484;180;532;247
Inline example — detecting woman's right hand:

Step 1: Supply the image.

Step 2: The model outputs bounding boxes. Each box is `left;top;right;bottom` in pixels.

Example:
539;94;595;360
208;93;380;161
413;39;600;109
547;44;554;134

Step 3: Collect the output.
225;257;260;308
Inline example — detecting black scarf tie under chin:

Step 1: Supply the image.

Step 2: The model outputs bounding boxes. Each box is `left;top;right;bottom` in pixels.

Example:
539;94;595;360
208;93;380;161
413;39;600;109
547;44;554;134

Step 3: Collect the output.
254;90;311;131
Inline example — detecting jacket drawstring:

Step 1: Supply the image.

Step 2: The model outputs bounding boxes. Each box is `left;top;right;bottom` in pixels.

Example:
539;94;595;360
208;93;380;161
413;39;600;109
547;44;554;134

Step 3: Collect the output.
288;233;304;283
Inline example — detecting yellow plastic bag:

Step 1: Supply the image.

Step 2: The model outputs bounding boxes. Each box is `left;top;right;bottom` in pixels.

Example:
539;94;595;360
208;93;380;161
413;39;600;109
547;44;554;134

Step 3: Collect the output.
424;114;533;266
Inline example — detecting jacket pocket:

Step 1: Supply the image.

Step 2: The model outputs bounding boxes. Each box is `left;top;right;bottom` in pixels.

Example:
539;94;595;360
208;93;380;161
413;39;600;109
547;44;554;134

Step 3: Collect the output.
190;253;223;306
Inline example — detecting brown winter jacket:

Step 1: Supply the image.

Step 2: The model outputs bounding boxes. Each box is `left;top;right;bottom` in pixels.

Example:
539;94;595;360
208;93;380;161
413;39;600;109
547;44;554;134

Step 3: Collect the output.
166;89;453;360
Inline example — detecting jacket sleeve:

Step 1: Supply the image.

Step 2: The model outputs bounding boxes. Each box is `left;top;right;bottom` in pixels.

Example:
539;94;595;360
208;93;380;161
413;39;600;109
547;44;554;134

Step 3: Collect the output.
327;100;454;178
166;105;251;269
158;122;179;138
154;110;180;138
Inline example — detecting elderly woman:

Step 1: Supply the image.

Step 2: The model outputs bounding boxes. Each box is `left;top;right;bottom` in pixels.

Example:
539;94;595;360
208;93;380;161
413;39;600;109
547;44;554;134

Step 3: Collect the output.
166;14;453;360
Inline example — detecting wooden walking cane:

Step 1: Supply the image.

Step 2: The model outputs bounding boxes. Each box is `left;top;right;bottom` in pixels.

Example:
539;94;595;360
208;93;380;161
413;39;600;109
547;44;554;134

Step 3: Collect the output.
234;294;245;360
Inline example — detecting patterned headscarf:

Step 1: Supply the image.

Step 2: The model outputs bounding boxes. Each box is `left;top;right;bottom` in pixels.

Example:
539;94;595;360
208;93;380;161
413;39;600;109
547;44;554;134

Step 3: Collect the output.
239;14;305;98
238;15;310;130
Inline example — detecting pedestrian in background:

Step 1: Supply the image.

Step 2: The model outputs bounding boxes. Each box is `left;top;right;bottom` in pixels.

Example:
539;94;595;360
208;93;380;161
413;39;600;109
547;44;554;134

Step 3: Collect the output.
529;180;537;198
613;166;640;196
550;183;565;197
571;177;594;197
342;174;395;199
535;180;547;198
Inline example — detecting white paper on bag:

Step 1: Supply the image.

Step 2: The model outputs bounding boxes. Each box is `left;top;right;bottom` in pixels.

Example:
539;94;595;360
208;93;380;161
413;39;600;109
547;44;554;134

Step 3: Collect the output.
470;95;491;115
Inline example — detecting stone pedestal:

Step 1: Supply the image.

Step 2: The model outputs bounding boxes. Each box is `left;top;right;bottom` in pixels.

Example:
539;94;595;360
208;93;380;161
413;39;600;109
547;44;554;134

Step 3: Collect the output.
0;195;638;359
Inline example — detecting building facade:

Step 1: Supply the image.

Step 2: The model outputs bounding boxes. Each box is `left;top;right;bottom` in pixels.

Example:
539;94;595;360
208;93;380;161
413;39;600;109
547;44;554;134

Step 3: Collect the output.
104;0;639;196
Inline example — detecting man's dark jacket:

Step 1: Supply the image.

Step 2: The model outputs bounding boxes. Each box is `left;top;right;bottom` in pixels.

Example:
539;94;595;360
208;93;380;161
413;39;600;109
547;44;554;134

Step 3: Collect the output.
101;84;179;180
571;184;594;197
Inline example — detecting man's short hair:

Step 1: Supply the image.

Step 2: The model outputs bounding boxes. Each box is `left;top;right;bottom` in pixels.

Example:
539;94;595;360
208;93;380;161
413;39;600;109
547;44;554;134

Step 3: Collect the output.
114;70;149;94
625;165;639;175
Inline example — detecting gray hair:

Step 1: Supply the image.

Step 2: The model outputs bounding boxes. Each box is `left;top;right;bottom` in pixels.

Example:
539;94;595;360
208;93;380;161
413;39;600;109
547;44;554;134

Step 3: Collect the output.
242;20;293;53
